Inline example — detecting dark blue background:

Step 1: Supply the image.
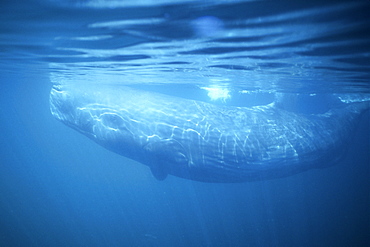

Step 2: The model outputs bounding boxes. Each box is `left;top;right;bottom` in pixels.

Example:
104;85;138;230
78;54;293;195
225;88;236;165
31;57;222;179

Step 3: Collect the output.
0;65;369;247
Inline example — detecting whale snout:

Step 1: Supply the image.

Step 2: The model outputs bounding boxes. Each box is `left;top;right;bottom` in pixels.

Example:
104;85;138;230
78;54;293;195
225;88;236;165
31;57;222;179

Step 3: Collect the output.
50;85;94;134
50;86;75;123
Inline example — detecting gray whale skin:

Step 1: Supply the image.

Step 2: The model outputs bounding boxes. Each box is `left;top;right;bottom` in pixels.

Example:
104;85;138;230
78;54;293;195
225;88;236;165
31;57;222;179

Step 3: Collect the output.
50;84;368;182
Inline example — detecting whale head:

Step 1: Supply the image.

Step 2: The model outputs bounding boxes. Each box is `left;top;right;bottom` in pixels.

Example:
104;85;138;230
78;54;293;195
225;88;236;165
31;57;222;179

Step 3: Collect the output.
50;84;193;180
50;84;146;161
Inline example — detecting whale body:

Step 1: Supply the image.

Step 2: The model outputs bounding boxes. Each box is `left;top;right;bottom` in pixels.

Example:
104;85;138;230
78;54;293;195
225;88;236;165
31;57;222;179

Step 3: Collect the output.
50;84;369;182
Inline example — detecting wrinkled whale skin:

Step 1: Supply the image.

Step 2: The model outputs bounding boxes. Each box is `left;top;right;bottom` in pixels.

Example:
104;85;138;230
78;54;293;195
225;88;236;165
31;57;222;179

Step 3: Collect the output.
50;84;368;182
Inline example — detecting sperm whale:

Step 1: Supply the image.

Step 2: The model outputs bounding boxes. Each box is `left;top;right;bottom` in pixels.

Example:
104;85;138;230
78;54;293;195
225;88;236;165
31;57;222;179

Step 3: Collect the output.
50;84;369;182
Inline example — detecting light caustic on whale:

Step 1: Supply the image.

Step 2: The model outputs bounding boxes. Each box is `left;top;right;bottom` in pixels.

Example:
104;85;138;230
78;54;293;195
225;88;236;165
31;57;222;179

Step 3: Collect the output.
50;84;369;182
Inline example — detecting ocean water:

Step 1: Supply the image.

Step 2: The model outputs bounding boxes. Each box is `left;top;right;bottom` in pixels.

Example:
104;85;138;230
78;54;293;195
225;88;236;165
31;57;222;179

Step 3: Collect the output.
0;0;369;246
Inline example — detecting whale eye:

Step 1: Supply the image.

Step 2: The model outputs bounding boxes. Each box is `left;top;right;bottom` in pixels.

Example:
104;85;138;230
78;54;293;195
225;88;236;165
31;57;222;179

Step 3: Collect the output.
101;113;125;130
174;152;188;164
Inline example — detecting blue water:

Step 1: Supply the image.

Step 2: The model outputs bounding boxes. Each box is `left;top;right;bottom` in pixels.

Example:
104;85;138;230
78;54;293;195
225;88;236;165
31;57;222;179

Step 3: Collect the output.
1;0;369;246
